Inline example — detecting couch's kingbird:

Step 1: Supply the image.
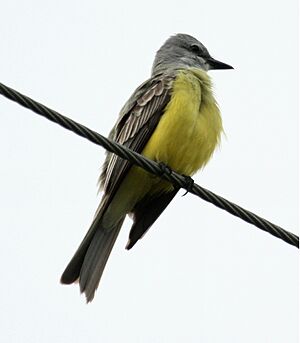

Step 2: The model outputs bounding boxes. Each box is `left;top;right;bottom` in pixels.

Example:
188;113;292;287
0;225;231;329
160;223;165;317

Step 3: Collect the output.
61;33;233;302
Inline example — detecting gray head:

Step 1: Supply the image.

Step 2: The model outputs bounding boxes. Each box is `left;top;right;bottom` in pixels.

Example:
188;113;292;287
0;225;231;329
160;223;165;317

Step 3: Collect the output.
152;33;233;75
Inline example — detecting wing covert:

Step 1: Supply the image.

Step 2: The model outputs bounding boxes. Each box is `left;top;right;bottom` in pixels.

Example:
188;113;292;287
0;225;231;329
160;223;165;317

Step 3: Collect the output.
99;74;174;200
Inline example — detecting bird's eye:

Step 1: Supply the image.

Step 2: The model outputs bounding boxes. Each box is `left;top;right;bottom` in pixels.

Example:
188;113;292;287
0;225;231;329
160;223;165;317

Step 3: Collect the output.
190;44;202;55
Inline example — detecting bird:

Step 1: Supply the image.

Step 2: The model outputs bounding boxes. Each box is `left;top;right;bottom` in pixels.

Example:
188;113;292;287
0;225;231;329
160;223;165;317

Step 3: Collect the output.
60;33;233;302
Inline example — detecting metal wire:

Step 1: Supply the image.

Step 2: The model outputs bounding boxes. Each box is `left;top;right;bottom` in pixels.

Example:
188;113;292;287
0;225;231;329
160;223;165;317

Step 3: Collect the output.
0;81;298;249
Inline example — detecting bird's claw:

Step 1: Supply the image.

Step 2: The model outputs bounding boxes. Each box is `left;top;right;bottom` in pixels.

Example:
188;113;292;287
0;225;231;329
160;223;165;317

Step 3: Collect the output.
182;175;194;196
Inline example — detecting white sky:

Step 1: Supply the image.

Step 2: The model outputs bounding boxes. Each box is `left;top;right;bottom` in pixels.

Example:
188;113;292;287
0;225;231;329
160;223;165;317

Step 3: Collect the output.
0;1;298;342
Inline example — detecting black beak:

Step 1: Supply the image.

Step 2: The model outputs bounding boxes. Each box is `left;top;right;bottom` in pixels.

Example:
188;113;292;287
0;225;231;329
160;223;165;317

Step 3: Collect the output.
207;57;233;70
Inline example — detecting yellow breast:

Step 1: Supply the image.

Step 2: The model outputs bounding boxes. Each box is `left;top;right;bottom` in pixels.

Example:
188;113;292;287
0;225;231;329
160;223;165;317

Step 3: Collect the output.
142;68;223;176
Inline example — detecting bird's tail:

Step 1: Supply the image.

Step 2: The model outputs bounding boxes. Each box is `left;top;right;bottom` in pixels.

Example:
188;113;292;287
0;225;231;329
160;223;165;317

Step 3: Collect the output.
61;203;125;302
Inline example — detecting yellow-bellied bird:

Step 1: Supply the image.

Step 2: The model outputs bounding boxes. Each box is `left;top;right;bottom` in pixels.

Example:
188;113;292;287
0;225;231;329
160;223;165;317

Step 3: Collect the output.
61;33;233;302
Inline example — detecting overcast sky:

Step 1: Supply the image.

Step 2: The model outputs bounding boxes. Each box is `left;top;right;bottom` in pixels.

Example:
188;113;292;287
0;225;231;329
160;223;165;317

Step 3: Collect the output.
0;1;298;342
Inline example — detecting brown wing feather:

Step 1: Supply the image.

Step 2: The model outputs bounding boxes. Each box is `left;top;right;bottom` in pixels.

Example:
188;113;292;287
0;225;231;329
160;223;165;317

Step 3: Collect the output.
99;74;174;201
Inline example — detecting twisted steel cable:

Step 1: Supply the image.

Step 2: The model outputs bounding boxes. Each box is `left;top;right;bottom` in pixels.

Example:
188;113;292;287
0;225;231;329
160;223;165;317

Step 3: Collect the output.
0;81;298;248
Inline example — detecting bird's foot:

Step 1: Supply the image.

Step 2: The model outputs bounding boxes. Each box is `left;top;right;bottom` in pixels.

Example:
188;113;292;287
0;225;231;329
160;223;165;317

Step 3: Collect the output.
157;162;172;177
182;175;194;196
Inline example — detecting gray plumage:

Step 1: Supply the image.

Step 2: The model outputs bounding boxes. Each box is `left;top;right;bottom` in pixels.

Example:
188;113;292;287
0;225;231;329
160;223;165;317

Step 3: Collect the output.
152;34;211;74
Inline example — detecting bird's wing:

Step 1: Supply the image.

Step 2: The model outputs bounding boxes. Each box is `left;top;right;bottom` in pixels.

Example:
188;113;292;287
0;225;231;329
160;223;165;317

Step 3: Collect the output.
126;188;179;249
60;74;175;287
99;73;175;200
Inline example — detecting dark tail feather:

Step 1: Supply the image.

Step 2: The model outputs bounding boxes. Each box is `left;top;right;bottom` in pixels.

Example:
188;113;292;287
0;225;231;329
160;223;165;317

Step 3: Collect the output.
79;218;124;302
61;218;124;302
60;200;109;285
61;195;125;302
60;222;100;285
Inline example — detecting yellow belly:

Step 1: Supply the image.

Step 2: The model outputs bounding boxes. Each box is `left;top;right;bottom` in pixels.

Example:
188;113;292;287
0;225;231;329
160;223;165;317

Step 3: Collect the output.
142;68;222;176
103;69;223;224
